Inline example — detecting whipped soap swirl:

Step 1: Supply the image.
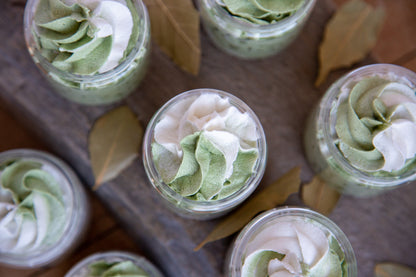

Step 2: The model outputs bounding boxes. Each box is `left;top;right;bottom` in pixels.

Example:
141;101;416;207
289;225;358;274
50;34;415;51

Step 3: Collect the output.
87;260;149;277
152;93;259;201
0;160;67;253
335;76;416;173
33;0;139;75
242;221;346;277
216;0;305;24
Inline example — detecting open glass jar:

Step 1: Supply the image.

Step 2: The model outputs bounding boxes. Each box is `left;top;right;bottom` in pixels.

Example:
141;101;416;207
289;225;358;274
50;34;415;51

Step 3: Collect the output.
226;207;357;276
142;88;267;219
304;64;416;196
0;149;89;268
198;0;316;59
65;251;163;277
24;0;151;105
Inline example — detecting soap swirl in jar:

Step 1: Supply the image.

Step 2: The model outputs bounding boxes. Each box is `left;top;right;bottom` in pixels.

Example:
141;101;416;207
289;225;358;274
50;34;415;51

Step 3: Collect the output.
335;76;416;174
33;0;139;75
216;0;305;25
0;160;67;253
152;93;259;201
242;220;347;276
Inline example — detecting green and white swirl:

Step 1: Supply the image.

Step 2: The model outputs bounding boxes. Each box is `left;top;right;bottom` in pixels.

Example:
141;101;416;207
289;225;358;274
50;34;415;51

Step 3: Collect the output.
335;76;416;173
33;0;139;75
152;93;259;201
0;160;67;253
216;0;305;24
242;221;346;277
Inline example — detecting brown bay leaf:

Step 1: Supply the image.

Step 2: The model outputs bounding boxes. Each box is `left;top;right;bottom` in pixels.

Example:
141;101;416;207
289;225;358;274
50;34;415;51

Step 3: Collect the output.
143;0;201;75
315;0;385;86
194;167;301;251
89;106;143;190
301;175;340;216
375;263;416;277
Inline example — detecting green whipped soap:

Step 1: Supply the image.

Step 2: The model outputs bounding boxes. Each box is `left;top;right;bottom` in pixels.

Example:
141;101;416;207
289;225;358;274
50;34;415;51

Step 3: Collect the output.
218;0;305;24
0;160;67;253
152;93;259;201
242;221;347;277
33;0;140;75
335;76;416;174
88;260;149;277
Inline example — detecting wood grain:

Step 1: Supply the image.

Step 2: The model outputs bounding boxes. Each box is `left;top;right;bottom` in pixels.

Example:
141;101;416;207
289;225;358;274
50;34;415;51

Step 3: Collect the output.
0;0;415;276
0;103;46;152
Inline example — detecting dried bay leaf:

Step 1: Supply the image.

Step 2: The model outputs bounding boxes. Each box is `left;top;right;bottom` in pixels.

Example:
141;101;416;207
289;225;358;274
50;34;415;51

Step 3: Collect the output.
301;175;340;216
375;263;416;277
89;106;143;190
143;0;201;75
315;0;385;86
194;167;301;251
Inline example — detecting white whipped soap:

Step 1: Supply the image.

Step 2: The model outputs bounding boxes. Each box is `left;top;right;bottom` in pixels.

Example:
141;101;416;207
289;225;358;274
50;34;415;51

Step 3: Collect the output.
242;220;347;276
152;92;260;201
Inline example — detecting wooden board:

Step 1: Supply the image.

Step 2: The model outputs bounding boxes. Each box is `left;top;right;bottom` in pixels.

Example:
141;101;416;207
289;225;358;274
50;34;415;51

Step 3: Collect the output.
1;0;415;276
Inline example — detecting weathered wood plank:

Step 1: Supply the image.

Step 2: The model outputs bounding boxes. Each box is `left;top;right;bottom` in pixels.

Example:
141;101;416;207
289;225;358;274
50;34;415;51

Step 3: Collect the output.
1;0;415;276
36;228;143;277
0;103;45;152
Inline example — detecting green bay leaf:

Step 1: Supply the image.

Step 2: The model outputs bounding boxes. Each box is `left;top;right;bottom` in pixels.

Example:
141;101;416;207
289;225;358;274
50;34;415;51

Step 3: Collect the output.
143;0;200;75
89;106;143;190
375;263;416;277
315;0;385;86
301;176;340;216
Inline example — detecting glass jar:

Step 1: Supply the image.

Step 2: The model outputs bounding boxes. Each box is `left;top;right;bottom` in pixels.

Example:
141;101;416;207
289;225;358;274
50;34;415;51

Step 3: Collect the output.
142;88;267;220
304;64;416;197
23;0;151;105
0;149;89;268
226;207;357;276
65;251;163;277
197;0;316;59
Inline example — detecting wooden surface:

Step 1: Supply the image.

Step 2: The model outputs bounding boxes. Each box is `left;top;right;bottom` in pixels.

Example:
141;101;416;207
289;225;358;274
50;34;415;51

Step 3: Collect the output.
0;104;142;277
1;0;416;276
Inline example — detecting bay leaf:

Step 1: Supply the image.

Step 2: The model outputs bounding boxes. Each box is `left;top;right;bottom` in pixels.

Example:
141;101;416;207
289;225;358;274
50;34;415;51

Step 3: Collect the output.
315;0;385;86
194;167;301;251
375;263;416;277
301;175;340;216
143;0;201;75
89;106;143;190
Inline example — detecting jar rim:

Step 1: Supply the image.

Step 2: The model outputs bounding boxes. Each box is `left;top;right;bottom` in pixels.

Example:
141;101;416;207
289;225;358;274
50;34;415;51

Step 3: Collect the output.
228;207;357;277
64;251;163;277
23;0;149;83
319;63;416;186
142;88;267;217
